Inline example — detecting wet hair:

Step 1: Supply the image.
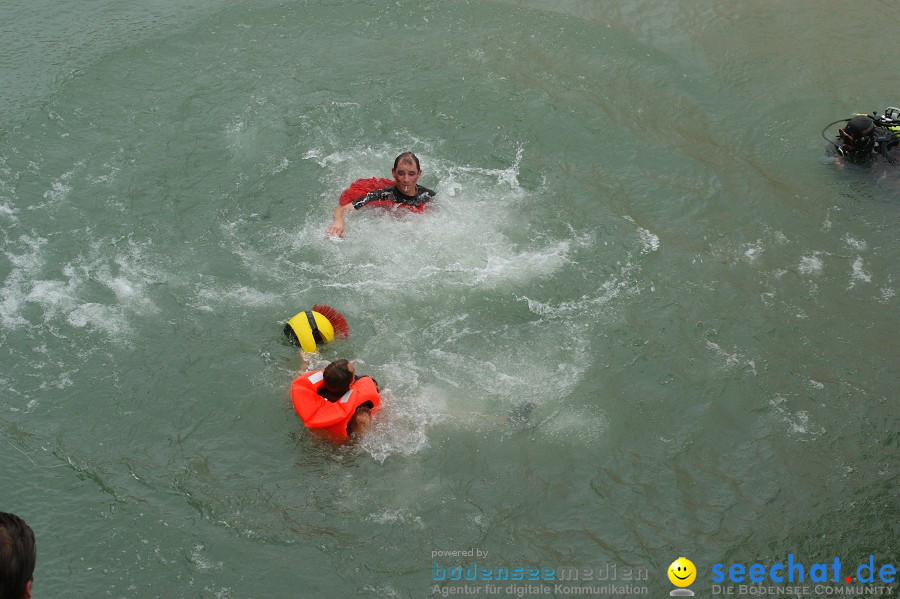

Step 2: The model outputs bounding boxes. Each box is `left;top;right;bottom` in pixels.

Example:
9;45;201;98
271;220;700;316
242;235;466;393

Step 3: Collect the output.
323;359;353;394
393;151;421;171
0;512;36;599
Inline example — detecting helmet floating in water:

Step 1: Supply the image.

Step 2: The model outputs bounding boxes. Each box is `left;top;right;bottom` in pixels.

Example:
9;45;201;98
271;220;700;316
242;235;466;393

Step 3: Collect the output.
283;305;350;352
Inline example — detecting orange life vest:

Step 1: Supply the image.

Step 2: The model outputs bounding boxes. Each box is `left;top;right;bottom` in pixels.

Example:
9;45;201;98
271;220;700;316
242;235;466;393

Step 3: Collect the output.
337;176;427;213
290;371;381;440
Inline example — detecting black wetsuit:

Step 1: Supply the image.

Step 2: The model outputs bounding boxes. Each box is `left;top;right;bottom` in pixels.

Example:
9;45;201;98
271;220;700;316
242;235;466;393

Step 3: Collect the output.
875;139;899;165
351;184;436;209
828;127;899;166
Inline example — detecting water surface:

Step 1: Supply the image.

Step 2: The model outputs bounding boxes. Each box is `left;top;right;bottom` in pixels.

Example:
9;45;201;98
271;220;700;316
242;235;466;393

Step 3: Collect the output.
1;1;897;597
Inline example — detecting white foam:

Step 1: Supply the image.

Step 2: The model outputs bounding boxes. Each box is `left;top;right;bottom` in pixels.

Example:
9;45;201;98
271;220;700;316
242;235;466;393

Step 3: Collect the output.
706;340;757;375
0;162;17;222
270;157;290;175
352;294;600;459
842;233;867;251
189;544;223;572
195;284;282;309
97;252;161;315
769;395;825;438
797;254;823;275
1;234;49;328
1;231;164;342
366;508;423;527
67;302;130;337
849;256;871;286
467;242;572;286
0;200;16;221
224;119;254;155
638;227;660;254
40;168;77;205
621;216;660;255
358;387;438;463
522;258;640;319
743;240;764;263
26;278;78;315
225;120;246;136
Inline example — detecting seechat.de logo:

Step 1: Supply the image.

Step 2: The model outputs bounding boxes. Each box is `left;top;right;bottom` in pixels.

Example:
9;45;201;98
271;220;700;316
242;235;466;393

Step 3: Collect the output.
669;557;697;596
711;554;896;585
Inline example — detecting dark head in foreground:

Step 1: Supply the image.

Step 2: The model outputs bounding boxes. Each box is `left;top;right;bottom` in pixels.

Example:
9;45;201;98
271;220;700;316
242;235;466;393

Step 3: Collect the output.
0;512;35;599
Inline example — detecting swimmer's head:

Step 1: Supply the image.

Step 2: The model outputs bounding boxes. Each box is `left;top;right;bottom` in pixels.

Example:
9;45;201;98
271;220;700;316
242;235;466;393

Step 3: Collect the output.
393;151;421;171
323;359;354;394
392;152;422;195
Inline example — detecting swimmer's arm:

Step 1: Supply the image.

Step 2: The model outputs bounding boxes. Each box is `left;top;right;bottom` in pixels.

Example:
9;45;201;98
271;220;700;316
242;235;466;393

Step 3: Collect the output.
326;203;355;237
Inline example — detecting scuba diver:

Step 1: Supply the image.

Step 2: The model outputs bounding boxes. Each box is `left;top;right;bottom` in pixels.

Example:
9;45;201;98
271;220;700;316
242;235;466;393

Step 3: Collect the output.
823;107;900;167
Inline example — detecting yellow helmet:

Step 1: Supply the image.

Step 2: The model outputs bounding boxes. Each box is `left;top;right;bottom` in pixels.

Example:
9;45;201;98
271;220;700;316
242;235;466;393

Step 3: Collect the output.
283;305;348;352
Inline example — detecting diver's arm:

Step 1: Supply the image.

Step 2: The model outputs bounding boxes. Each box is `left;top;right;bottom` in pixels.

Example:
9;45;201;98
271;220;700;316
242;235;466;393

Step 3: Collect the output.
326;203;355;237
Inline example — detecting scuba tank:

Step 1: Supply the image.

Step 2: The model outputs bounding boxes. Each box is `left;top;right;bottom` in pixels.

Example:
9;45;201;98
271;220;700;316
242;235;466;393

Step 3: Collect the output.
823;107;900;162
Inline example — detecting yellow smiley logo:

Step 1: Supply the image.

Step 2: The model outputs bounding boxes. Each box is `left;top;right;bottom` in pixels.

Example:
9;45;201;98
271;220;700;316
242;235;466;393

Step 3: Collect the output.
668;557;697;587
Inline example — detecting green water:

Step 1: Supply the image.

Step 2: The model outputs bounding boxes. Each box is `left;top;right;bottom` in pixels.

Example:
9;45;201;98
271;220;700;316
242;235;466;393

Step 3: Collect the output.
1;1;897;597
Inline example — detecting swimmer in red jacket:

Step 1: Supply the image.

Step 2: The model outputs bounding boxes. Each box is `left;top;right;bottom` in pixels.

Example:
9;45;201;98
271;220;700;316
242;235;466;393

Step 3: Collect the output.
291;359;381;440
326;152;436;237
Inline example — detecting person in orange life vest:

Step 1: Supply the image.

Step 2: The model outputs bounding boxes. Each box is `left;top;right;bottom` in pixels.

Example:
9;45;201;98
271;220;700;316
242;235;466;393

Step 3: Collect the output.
325;151;436;238
291;359;381;440
0;512;36;599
